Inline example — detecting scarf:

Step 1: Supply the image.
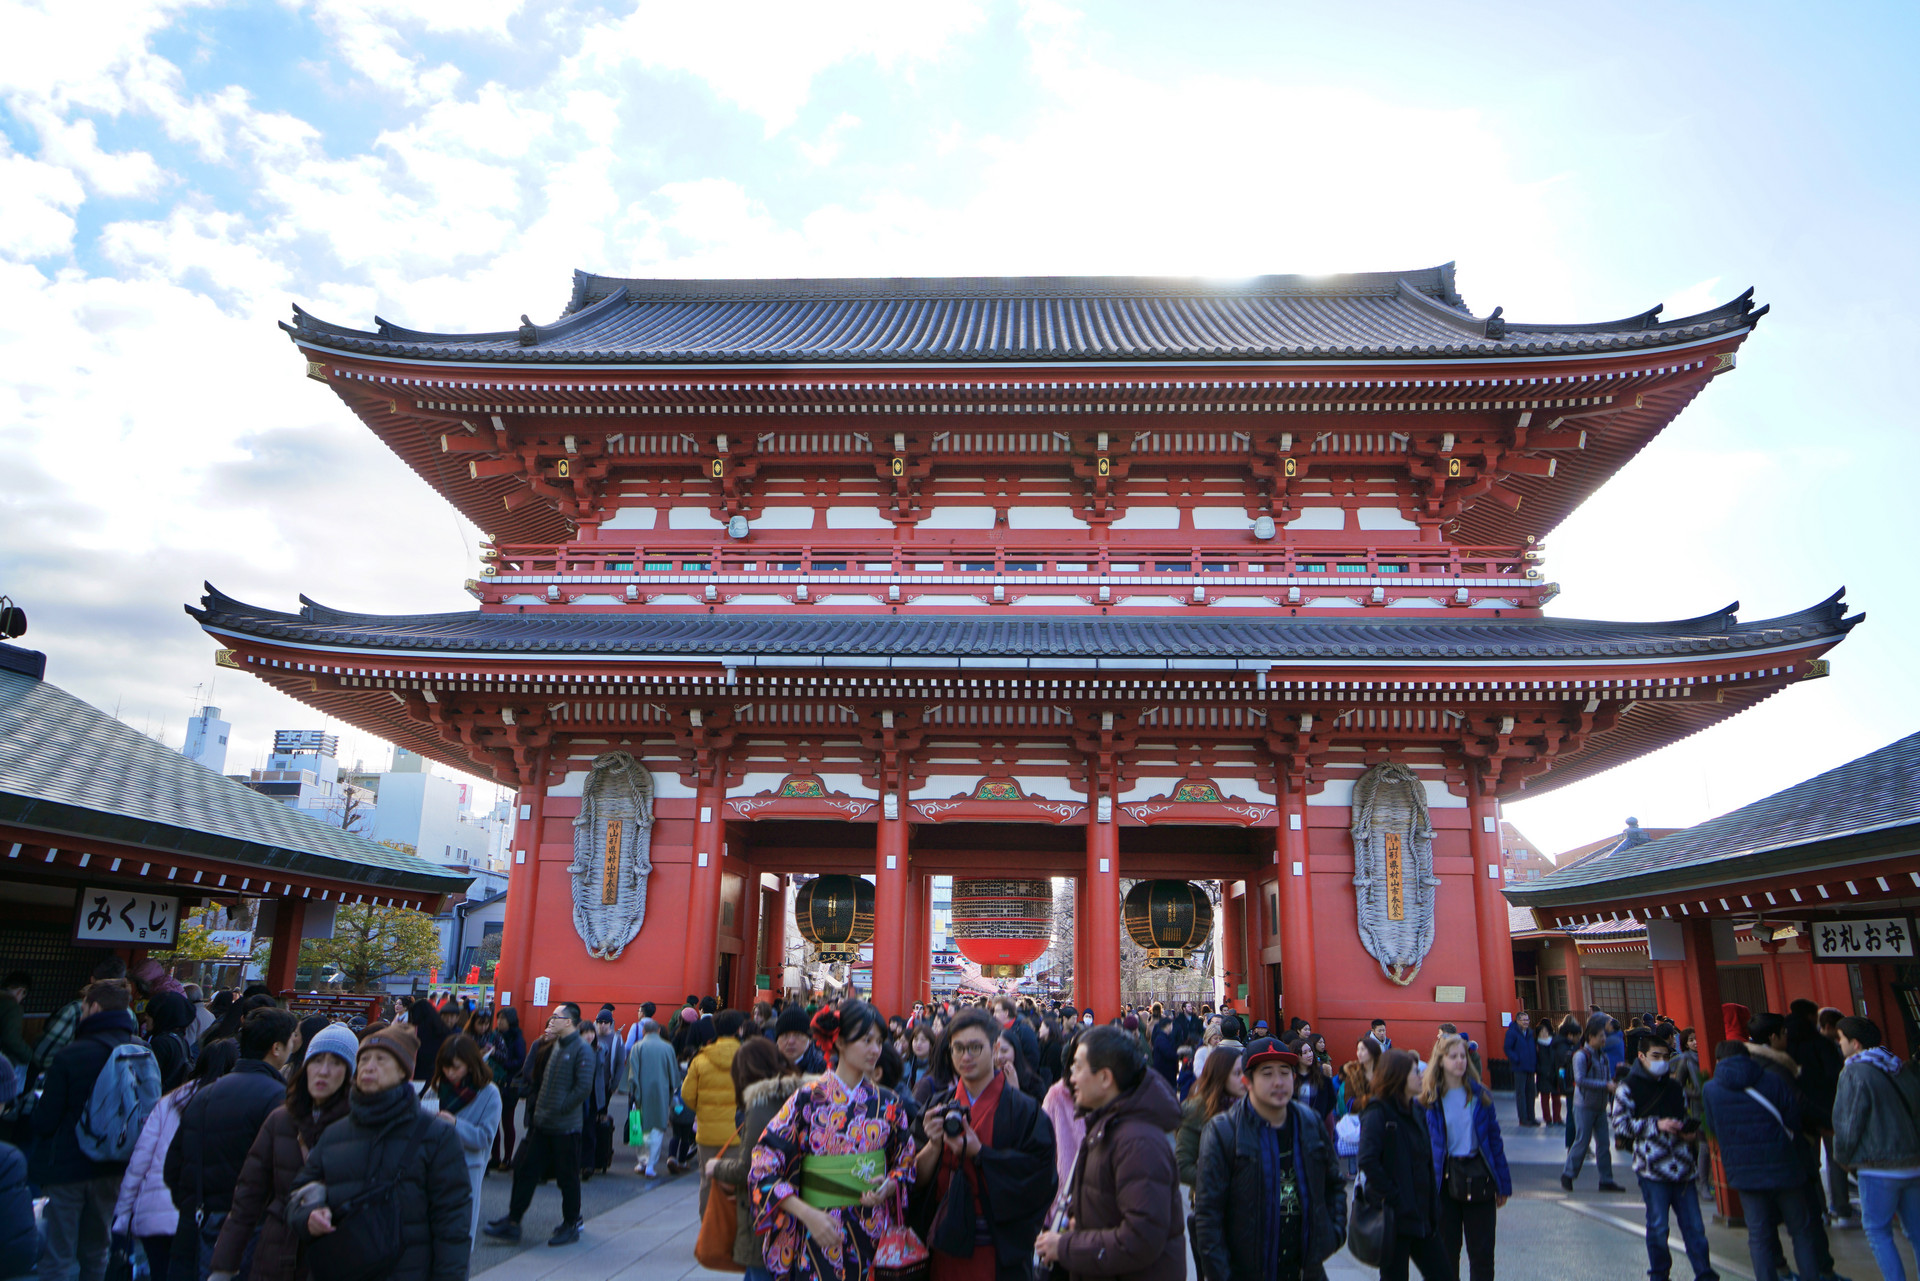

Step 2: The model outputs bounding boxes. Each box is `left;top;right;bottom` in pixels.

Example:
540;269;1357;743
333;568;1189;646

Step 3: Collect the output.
438;1080;479;1113
1848;1046;1907;1075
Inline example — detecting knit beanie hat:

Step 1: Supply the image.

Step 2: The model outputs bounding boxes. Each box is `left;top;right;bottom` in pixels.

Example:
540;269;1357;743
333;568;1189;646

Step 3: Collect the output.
360;1021;419;1077
774;1005;812;1039
305;1022;360;1072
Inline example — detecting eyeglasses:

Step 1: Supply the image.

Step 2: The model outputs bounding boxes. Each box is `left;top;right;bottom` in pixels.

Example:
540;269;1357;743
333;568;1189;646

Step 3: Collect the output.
950;1041;991;1058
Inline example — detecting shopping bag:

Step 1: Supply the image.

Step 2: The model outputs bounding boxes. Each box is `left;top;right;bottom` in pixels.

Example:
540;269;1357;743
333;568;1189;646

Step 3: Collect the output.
626;1107;647;1147
693;1131;743;1272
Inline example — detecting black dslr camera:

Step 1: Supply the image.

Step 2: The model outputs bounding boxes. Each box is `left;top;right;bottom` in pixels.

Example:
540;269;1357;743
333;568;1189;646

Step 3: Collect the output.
936;1092;971;1139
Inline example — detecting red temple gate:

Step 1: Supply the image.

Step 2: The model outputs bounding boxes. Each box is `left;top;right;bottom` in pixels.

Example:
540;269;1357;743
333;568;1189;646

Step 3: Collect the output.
194;266;1856;1058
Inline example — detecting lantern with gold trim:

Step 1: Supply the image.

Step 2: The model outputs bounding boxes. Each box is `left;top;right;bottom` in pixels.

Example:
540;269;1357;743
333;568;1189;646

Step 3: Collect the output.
794;875;875;963
950;878;1054;977
1123;880;1214;969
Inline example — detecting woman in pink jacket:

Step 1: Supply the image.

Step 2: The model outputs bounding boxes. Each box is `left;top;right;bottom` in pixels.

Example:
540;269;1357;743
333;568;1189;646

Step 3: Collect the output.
114;1040;237;1281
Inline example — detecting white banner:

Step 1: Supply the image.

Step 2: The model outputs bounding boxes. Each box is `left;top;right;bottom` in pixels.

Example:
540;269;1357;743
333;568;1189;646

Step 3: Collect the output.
75;888;179;946
1810;917;1915;962
206;929;255;959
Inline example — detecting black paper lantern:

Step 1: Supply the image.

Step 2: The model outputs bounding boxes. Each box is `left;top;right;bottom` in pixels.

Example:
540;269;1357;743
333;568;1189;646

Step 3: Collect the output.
795;875;875;963
1123;880;1214;969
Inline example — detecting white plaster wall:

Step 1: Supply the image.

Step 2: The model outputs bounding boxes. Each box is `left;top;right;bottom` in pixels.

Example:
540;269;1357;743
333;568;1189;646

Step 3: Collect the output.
668;506;725;530
1117;776;1183;802
826;506;893;529
1013;595;1089;607
912;774;985;800
917;507;996;530
1214;777;1278;803
1287;508;1346;531
754;507;816;530
1191;507;1252;530
601;508;657;531
1305;776;1464;809
570;594;624;606
818;595;882;606
1109;506;1180;530
1007;506;1089;530
1355;507;1419;531
1115;596;1184;607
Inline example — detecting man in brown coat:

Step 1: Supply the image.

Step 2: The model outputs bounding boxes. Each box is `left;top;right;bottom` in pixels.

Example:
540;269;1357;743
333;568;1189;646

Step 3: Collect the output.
1035;1025;1184;1280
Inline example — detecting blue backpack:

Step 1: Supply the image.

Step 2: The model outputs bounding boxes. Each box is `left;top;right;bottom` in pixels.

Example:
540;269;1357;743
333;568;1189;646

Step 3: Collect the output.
76;1042;162;1162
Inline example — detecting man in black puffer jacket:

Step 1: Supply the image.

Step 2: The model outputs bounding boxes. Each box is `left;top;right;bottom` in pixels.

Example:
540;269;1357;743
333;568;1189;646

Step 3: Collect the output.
166;1006;298;1275
1195;1038;1346;1281
291;1022;471;1281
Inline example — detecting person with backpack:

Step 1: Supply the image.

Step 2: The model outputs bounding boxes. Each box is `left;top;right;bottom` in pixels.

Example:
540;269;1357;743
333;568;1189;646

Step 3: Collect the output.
164;1006;298;1279
1703;1039;1823;1281
290;1023;471;1281
1559;1015;1626;1193
203;1023;356;1281
1193;1038;1346;1281
32;979;157;1281
1503;1012;1539;1127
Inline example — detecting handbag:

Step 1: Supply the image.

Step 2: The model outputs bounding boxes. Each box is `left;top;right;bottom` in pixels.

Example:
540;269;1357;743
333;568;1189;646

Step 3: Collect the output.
627;1106;648;1147
875;1188;930;1281
309;1114;434;1281
693;1131;743;1272
1347;1180;1393;1267
1443;1152;1496;1203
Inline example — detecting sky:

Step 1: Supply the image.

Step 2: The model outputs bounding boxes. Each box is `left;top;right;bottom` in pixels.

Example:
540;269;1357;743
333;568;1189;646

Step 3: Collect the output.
2;0;1915;853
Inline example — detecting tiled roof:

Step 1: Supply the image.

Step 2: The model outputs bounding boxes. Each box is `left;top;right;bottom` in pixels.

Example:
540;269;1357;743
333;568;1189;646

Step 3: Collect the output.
283;265;1767;366
0;667;472;895
1507;729;1920;908
189;586;1857;667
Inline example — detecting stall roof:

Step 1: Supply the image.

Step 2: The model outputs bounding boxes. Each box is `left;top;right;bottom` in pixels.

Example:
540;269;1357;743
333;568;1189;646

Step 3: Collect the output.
1506;730;1920;910
0;660;472;897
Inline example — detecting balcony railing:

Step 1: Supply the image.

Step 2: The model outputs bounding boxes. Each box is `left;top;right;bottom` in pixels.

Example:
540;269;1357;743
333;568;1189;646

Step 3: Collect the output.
469;537;1551;609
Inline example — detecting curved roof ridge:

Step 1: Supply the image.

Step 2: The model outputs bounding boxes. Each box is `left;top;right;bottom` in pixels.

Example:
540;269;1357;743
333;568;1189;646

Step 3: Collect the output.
566;265;1457;310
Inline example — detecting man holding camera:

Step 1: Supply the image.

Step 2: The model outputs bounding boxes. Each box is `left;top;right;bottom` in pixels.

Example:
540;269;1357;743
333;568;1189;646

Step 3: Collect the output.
914;1008;1056;1280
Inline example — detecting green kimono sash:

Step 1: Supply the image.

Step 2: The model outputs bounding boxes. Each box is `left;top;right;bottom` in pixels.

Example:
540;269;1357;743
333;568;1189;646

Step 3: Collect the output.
799;1150;887;1209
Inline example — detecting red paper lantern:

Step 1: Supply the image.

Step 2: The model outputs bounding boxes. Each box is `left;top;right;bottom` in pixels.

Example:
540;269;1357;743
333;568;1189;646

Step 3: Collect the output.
951;879;1054;977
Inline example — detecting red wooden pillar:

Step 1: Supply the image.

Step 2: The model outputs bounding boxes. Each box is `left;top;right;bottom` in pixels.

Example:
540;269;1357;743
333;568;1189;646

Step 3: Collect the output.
764;875;789;997
913;871;935;1006
1759;940;1786;1014
871;808;910;1015
1873;964;1911;1057
730;861;762;1010
1276;772;1318;1031
898;863;922;1008
1467;771;1517;1059
499;747;551;1023
1083;814;1122;1021
265;899;306;993
1071;875;1087;1012
1683;918;1727;1061
1221;882;1247;1017
1561;940;1586;1024
682;756;730;1001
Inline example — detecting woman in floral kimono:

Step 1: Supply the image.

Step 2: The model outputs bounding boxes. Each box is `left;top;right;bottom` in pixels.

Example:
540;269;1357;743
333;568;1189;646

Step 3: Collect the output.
751;1000;916;1280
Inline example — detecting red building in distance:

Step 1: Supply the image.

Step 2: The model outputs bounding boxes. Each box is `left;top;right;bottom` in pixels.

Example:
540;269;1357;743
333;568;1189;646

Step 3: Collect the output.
192;264;1858;1059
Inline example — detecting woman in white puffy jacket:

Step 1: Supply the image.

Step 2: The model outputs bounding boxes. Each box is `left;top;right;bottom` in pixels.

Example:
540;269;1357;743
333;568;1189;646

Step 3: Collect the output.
114;1040;236;1281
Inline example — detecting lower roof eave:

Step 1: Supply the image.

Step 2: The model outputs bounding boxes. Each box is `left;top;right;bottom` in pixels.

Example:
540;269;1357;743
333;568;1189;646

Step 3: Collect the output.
1505;821;1920;915
0;792;473;899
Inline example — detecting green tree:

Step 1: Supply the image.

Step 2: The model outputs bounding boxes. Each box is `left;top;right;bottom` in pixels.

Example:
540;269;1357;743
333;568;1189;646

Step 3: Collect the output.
149;907;231;966
298;902;442;993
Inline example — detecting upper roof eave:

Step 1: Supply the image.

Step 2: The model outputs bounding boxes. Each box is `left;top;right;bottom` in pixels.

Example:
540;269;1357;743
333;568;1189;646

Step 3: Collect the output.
279;265;1765;368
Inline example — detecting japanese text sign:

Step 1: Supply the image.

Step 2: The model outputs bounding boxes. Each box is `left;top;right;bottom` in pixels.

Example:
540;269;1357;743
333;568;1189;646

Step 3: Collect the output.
1810;917;1915;963
74;888;179;946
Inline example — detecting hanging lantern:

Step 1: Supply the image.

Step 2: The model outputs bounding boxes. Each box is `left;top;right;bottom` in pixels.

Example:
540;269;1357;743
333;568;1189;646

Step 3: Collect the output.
951;879;1054;977
1124;880;1214;969
794;875;875;963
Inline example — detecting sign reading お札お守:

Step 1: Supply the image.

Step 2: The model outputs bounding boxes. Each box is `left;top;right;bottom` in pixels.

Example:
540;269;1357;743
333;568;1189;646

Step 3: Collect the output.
1810;917;1916;963
74;888;179;946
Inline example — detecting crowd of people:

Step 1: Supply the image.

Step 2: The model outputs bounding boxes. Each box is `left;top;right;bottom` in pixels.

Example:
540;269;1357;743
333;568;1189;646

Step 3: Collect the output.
7;961;1920;1281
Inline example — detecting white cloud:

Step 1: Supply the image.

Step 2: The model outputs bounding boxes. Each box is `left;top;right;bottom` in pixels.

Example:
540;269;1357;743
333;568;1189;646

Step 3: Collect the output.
574;0;987;134
0;139;85;258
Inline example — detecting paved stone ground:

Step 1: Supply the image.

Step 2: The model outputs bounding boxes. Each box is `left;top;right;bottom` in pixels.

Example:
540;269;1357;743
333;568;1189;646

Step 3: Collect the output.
471;1096;1906;1280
